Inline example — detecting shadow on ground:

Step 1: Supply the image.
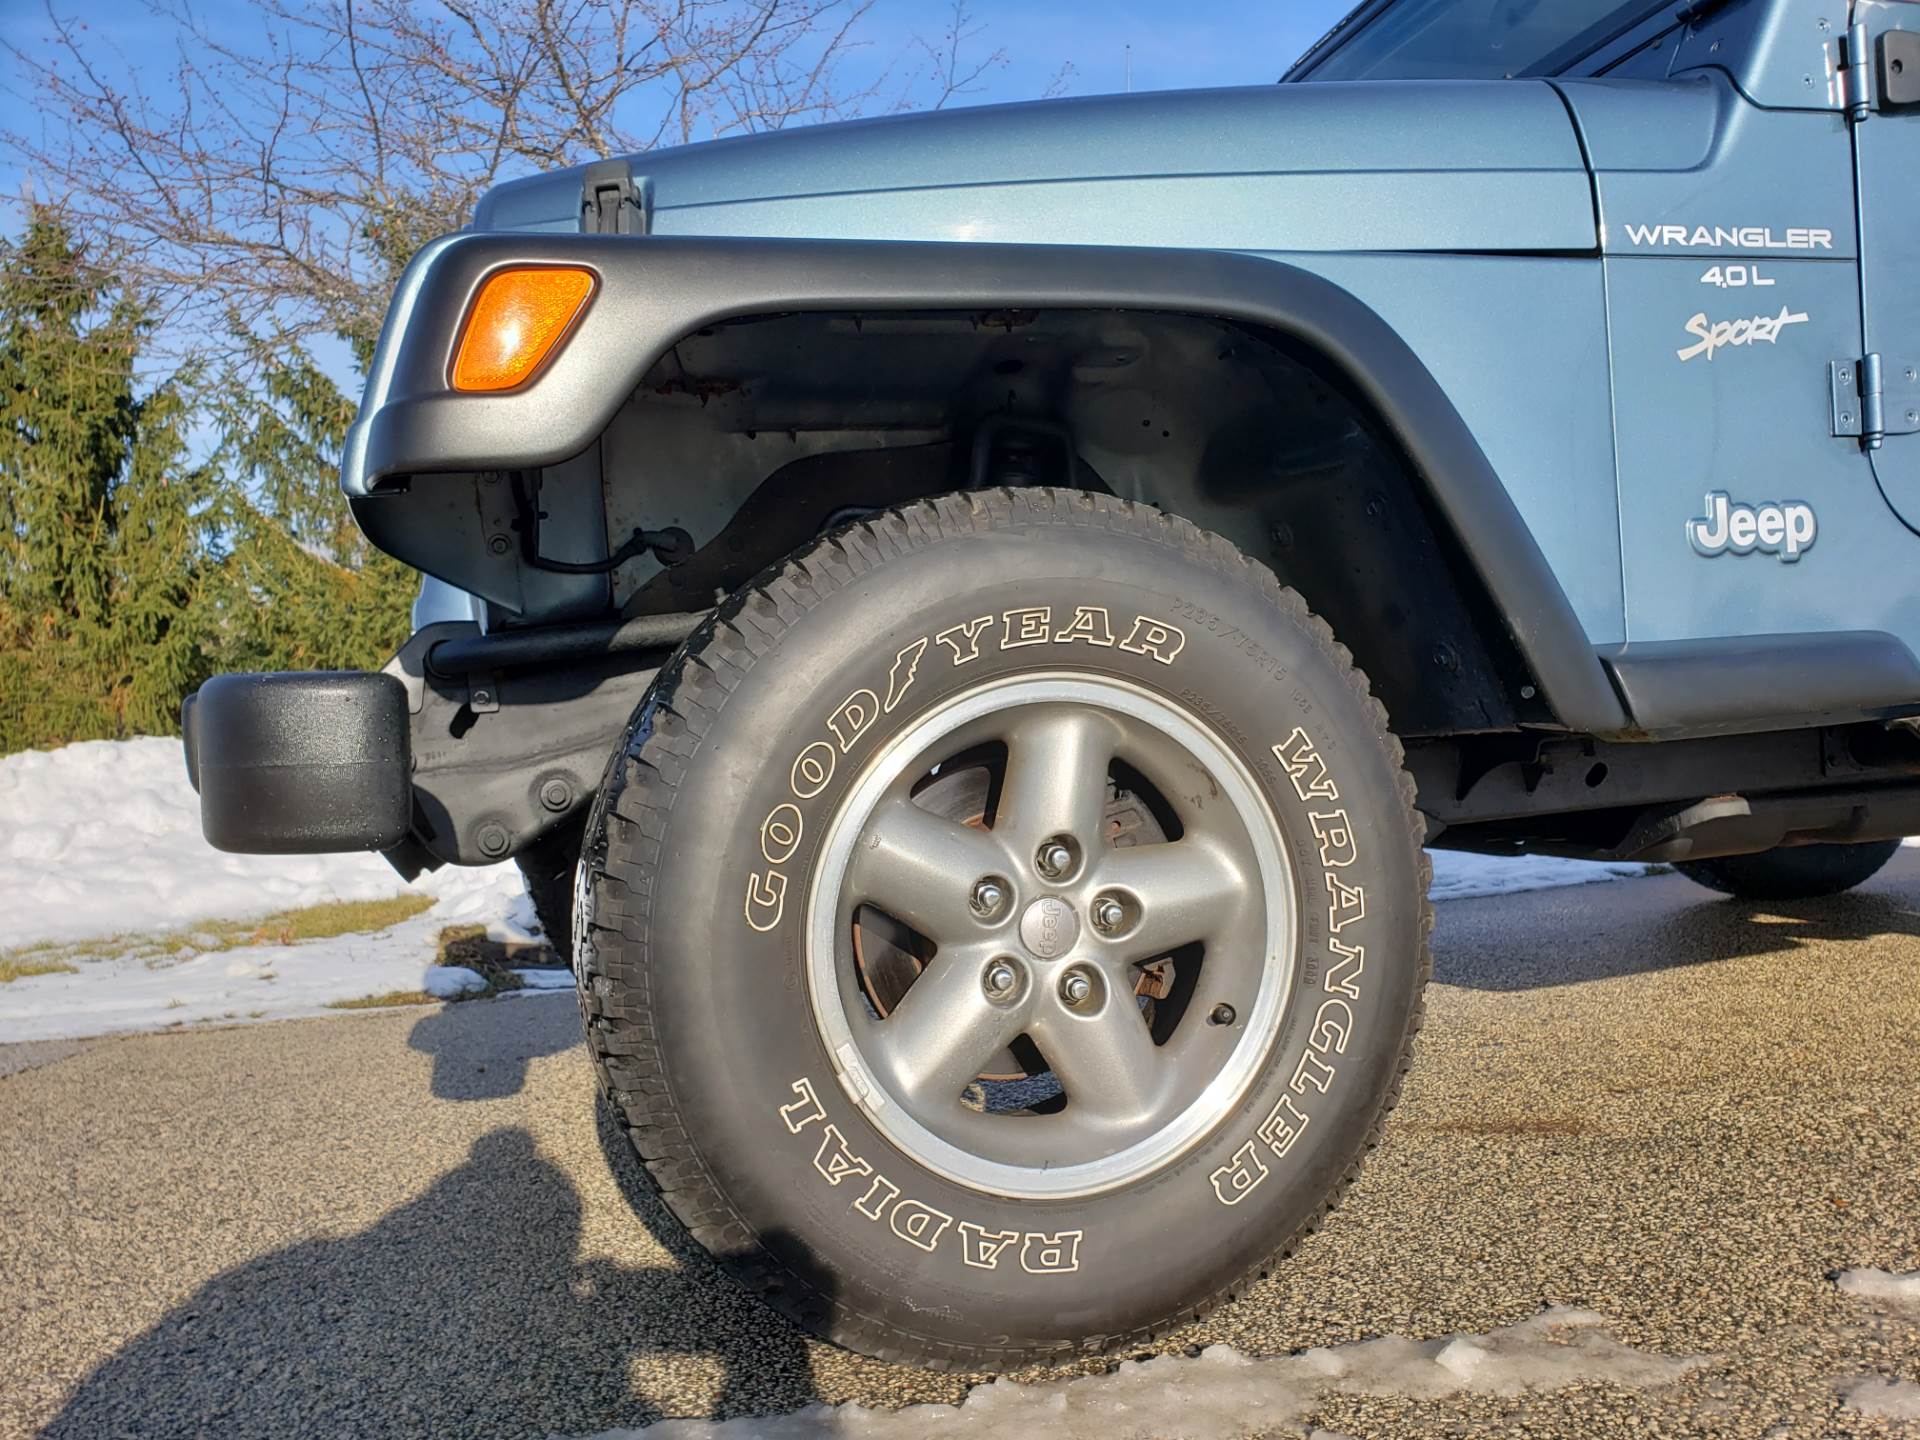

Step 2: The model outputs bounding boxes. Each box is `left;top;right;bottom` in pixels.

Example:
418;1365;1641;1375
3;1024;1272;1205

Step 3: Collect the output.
40;1102;828;1439
1434;862;1920;991
406;990;580;1100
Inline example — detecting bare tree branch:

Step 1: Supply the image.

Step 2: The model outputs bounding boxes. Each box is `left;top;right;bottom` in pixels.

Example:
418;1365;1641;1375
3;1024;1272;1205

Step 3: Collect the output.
5;0;907;356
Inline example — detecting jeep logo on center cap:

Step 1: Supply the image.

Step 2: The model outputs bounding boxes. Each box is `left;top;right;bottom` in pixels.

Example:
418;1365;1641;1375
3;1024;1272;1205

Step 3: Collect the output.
1018;896;1079;959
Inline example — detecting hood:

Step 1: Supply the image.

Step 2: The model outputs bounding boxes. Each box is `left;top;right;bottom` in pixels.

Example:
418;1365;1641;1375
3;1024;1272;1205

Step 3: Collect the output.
474;81;1595;254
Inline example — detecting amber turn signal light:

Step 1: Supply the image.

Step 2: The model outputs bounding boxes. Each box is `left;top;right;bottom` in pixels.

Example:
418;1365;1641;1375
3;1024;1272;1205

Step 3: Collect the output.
450;266;596;392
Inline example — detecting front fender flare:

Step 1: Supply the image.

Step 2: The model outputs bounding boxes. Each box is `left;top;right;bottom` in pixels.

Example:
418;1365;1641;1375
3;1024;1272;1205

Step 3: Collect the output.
344;232;1628;737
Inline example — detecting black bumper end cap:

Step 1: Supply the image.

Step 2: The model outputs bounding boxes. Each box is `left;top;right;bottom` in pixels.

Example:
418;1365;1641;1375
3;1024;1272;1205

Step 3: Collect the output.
191;671;412;854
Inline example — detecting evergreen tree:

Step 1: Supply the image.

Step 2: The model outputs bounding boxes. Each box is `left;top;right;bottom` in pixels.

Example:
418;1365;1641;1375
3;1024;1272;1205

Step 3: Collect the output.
0;210;218;750
209;335;415;675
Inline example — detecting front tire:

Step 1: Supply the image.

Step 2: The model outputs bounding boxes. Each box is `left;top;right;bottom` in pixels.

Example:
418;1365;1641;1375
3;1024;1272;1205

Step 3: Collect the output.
1675;840;1901;900
575;488;1430;1368
515;813;585;959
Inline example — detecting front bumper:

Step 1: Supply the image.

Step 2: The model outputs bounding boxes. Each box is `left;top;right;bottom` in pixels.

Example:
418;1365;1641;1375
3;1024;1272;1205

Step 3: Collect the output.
182;617;685;864
182;671;412;854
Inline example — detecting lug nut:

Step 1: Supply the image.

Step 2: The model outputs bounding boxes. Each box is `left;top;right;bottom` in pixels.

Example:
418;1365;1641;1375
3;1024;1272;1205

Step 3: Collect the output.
970;877;1009;918
1060;971;1094;1008
1208;1003;1237;1027
1091;895;1126;934
1036;839;1075;881
983;960;1019;999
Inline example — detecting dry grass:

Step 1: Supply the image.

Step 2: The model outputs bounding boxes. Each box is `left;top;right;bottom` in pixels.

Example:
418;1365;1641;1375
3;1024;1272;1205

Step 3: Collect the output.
0;953;79;984
328;989;436;1010
0;894;439;980
322;925;543;1011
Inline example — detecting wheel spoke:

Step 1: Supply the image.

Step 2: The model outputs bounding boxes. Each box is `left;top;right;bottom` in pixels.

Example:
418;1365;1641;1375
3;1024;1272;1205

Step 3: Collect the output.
1099;836;1253;960
995;706;1119;851
848;797;1006;945
871;951;1027;1109
1030;998;1165;1127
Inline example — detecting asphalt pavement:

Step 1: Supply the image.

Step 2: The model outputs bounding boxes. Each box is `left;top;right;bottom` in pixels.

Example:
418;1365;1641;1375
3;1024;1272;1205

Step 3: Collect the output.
2;862;1917;1438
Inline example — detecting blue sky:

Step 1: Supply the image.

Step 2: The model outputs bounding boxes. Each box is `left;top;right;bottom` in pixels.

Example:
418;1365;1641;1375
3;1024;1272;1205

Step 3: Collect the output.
0;0;1352;398
1;1;1354;167
849;0;1350;102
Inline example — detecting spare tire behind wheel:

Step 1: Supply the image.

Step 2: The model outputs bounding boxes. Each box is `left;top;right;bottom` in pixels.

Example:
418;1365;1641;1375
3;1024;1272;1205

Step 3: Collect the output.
575;487;1431;1370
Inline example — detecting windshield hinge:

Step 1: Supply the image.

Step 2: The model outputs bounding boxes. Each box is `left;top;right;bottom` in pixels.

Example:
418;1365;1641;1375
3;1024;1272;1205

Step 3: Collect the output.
1844;20;1875;122
581;159;646;236
1831;355;1920;449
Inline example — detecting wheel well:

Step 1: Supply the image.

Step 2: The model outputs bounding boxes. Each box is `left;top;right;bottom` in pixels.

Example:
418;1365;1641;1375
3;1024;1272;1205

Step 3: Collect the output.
550;306;1536;736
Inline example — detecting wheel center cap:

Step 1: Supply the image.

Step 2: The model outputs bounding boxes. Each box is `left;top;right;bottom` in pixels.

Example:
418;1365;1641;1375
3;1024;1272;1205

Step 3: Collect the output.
1018;895;1079;960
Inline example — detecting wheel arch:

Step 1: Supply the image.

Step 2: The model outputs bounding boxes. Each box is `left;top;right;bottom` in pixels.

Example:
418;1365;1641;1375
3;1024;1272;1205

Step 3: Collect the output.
345;232;1628;738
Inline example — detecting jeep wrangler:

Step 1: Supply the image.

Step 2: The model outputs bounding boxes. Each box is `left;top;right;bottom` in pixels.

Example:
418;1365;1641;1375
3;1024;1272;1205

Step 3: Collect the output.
181;0;1920;1370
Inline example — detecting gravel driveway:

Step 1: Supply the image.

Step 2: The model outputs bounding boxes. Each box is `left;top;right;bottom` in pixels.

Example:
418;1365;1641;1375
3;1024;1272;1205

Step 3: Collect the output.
2;864;1917;1438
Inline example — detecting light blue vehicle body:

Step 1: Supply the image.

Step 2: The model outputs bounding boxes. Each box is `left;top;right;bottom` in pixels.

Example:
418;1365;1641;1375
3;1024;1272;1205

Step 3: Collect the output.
456;0;1916;661
257;0;1920;881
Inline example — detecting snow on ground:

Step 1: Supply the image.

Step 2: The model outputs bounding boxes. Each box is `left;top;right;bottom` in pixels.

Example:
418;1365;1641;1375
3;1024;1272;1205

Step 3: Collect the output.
2;737;1653;1044
581;1308;1706;1440
1836;1267;1920;1311
0;862;540;1045
0;737;541;1042
0;737;499;948
1839;1375;1920;1422
1425;850;1657;902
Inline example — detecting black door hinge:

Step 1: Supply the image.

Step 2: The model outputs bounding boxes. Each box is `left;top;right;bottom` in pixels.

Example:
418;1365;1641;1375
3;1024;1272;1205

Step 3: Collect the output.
581;158;646;236
1844;21;1875;121
1831;355;1920;450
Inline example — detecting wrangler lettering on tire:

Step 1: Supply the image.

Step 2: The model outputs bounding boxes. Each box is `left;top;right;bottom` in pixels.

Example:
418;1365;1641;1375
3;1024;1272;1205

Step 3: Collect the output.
575;488;1431;1370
